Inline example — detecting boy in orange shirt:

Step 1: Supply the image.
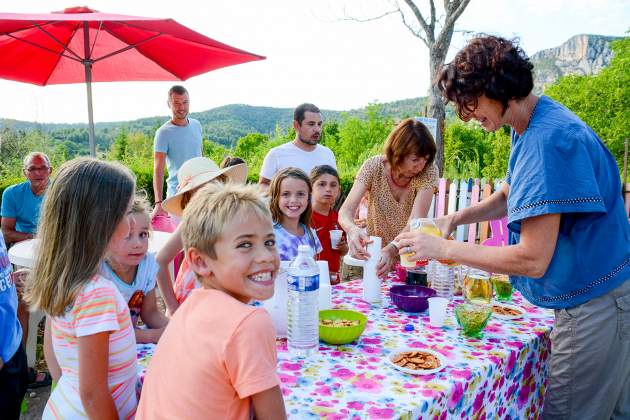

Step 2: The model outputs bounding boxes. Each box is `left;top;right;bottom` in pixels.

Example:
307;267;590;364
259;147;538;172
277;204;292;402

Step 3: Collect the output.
137;183;285;420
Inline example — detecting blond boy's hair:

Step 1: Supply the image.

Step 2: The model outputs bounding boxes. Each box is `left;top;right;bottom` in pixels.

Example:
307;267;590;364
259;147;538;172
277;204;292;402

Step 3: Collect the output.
131;194;152;226
181;182;272;260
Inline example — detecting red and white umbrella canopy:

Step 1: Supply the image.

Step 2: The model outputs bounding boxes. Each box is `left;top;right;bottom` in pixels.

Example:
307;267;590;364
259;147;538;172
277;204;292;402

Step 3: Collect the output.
0;7;265;155
0;6;265;85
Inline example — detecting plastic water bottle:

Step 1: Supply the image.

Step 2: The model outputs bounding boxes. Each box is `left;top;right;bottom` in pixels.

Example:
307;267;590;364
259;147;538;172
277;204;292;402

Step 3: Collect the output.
431;261;455;299
287;244;320;357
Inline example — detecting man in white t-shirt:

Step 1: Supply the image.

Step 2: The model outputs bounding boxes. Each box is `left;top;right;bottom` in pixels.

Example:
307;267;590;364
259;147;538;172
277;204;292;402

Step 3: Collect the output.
259;103;336;186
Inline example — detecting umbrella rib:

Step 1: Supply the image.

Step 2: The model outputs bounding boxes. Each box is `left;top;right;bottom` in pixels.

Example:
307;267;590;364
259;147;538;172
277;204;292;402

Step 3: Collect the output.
89;21;104;59
32;22;83;61
91;32;163;63
97;22;183;79
5;33;81;63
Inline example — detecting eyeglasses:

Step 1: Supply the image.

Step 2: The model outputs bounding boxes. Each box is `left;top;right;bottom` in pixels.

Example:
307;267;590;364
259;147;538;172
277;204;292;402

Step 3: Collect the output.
25;166;50;173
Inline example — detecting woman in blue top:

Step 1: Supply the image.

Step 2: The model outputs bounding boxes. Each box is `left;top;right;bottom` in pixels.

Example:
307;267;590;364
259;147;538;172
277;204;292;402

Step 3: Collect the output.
395;35;629;419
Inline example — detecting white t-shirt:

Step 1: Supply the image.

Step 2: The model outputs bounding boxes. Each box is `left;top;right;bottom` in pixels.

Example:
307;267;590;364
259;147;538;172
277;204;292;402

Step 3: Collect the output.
260;141;336;180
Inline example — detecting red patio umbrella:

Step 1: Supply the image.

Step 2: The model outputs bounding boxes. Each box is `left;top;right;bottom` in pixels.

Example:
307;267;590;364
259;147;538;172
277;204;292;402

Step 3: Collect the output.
0;6;265;156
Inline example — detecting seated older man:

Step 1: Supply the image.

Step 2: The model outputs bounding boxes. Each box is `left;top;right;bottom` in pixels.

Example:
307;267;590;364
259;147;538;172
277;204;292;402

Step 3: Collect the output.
0;152;52;390
1;152;52;245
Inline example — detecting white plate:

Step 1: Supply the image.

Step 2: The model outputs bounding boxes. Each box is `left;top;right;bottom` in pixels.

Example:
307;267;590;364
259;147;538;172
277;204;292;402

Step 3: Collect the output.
387;348;446;375
491;303;525;320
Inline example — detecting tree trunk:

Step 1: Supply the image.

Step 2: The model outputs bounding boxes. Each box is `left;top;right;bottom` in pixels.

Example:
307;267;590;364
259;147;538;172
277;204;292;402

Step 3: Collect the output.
428;40;451;175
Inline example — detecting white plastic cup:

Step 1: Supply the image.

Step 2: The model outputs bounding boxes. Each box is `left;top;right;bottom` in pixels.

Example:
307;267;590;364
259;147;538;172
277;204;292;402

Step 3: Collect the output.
316;261;332;310
261;261;290;337
317;261;330;286
330;229;343;249
428;297;449;327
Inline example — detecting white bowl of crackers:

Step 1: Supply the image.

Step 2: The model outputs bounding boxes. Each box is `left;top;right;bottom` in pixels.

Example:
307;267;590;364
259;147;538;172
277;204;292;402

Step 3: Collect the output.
387;348;446;375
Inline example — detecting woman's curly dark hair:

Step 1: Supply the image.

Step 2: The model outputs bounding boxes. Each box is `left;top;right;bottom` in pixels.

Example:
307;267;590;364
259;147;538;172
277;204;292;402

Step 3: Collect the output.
436;35;534;121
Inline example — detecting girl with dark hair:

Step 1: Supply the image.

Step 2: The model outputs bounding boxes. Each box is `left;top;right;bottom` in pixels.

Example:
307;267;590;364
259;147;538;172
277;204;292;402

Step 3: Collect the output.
310;165;347;284
396;35;630;419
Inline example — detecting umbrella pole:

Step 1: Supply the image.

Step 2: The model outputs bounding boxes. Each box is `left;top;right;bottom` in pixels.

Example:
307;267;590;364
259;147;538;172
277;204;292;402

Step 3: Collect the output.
84;73;96;157
83;22;96;157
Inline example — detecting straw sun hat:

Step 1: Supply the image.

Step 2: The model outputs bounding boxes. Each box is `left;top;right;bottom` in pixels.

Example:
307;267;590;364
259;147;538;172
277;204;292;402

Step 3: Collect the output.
162;157;248;216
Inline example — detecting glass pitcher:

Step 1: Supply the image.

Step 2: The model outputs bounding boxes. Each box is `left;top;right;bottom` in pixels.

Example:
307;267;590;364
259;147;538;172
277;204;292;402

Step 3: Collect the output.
463;268;492;305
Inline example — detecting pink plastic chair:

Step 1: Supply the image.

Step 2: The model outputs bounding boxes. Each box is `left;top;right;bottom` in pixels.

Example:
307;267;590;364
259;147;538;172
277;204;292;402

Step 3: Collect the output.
481;217;508;247
151;214;176;233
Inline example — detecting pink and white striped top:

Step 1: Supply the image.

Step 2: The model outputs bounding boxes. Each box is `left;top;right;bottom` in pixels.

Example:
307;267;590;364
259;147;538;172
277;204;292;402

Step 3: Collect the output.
43;276;138;419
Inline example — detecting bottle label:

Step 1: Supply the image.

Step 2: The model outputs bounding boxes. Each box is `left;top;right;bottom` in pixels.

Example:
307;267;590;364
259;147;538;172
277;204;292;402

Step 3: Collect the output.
288;274;319;292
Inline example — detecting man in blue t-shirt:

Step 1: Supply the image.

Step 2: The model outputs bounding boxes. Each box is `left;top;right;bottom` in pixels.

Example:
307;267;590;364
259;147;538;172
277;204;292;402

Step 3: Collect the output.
1;152;51;245
152;85;202;218
0;233;28;419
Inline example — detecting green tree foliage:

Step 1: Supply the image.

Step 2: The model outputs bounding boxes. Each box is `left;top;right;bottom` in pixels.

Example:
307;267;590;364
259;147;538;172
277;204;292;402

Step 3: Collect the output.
481;128;512;180
234;133;269;168
203;140;229;164
545;34;629;173
334;104;395;176
442;121;512;181
109;129;130;162
443;122;489;179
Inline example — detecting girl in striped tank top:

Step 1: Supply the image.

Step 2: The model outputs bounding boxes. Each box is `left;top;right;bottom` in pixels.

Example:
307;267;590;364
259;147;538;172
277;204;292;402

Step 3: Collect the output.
25;158;139;419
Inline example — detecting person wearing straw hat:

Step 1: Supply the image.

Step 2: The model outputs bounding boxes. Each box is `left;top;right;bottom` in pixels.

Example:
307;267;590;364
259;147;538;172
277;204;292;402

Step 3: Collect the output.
155;157;248;315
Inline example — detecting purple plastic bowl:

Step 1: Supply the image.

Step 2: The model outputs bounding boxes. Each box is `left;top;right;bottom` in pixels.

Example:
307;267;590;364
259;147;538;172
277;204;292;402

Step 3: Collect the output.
389;285;437;313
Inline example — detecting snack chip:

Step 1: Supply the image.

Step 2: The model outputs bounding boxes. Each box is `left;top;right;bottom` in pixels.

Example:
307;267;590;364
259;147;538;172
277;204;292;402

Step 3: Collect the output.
320;319;360;327
492;305;522;317
392;351;440;370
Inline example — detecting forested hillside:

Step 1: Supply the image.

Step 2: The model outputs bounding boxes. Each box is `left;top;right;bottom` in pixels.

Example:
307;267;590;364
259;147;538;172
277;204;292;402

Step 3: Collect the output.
0;97;430;154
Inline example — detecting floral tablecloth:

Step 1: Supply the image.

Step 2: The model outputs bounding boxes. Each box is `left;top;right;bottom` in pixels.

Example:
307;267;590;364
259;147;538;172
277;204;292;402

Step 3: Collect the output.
137;277;554;419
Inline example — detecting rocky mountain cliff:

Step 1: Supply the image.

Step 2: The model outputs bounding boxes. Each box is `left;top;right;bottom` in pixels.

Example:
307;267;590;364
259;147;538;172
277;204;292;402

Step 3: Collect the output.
531;34;622;94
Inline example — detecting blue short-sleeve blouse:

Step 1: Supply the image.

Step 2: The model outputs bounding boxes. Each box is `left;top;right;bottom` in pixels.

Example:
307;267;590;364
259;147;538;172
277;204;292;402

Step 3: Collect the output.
506;96;630;309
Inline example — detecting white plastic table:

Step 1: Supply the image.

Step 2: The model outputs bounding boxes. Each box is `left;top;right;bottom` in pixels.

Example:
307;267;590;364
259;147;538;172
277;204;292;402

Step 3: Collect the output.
8;230;173;366
8;230;172;268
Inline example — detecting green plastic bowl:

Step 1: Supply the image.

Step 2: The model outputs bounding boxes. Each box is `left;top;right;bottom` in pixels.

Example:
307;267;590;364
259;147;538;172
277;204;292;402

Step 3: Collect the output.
319;309;367;345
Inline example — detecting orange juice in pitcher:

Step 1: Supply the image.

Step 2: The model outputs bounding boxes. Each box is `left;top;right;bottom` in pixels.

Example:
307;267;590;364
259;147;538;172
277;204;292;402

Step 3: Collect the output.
416;218;442;238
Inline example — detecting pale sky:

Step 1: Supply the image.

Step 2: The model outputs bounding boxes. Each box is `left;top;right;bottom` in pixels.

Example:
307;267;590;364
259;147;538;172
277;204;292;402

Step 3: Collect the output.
0;0;628;124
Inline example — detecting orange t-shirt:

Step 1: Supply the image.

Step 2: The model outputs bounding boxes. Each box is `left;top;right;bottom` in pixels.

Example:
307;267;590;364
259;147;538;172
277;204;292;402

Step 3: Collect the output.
136;289;280;420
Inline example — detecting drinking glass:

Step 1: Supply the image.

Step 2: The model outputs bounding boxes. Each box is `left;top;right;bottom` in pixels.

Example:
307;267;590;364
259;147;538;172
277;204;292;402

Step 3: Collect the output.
491;273;513;301
454;302;492;339
463;269;492;304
